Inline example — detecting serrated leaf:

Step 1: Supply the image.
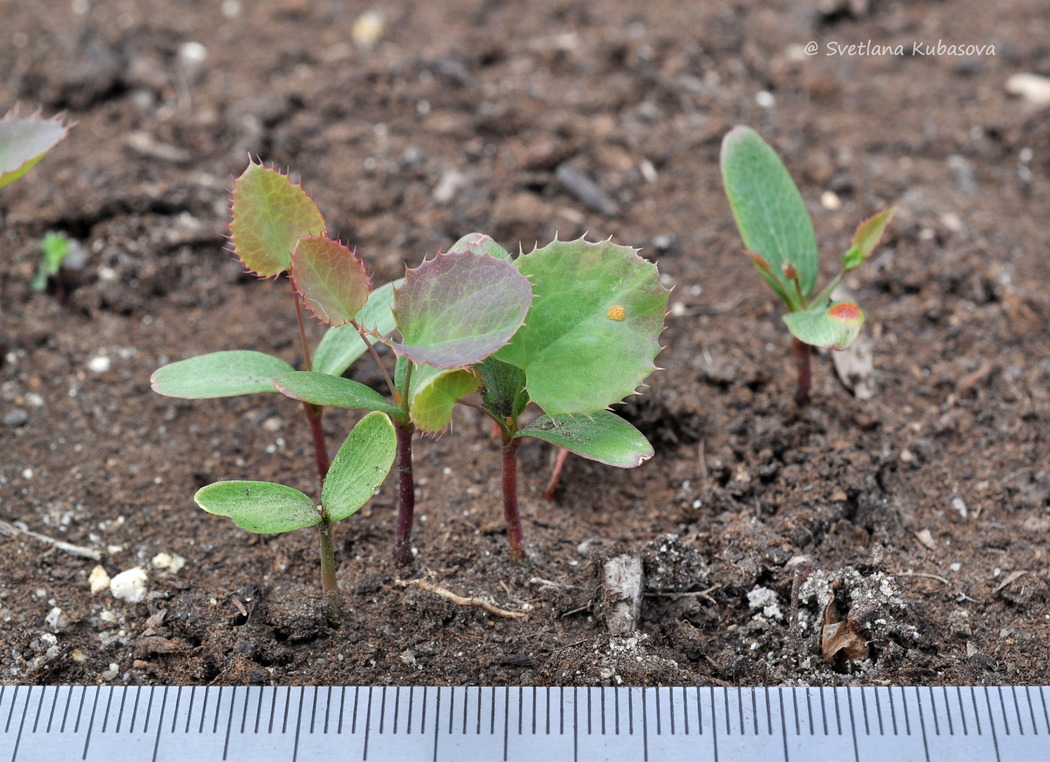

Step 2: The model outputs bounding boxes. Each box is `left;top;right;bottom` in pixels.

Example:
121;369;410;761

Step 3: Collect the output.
783;302;865;350
151;350;293;398
518;411;653;468
495;238;668;416
409;368;479;433
447;232;511;260
313;280;399;377
0;111;71;188
195;481;320;534
391;250;532;368
843;208;895;270
291;236;371;326
229;162;326;277
322;411;396;522
721;126;818;299
274;371;401;416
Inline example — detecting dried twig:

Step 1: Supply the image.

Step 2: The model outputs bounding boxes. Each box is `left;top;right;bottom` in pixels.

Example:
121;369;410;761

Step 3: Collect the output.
991;570;1027;595
897;570;950;585
396;579;525;619
0;519;101;561
644;584;720;604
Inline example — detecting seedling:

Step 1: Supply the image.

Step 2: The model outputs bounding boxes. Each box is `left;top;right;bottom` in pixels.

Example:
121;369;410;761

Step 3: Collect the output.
0;108;71;188
275;233;533;564
194;411;396;615
471;235;669;560
151;162;395;486
720;126;894;405
31;231;87;294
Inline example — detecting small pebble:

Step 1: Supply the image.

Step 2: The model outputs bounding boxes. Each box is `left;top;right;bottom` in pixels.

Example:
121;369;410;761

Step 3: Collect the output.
3;409;28;427
87;355;111;373
89;565;111;594
1006;73;1050;106
110;567;148;603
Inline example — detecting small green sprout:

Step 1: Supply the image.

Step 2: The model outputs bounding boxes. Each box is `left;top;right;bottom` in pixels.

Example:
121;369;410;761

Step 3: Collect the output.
194;411;396;615
0;109;71;188
31;231;87;293
720;125;894;405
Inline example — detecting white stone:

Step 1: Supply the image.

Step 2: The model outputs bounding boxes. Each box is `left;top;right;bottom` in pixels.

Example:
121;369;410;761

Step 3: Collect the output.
1006;73;1050;106
89;565;111;594
110;567;148;603
87;355;111;373
151;552;186;573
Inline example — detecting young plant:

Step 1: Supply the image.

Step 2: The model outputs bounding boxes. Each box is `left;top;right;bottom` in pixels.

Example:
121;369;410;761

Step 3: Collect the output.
275;233;533;565
0;108;71;188
194;411;396;615
471;236;669;560
151;162;394;486
720;126;894;405
31;231;87;294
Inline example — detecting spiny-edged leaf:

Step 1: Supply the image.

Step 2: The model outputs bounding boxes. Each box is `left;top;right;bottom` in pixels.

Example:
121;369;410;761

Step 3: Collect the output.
843;208;896;271
274;371;401;417
313;280;399;377
195;481;320;534
322;411;397;522
518;411;654;468
291;236;371;326
151;350;293;398
721;126;818;299
477;356;528;421
448;232;511;260
495;237;668;416
783;302;865;350
229;161;326;277
410;368;479;433
391;250;532;368
0;110;71;188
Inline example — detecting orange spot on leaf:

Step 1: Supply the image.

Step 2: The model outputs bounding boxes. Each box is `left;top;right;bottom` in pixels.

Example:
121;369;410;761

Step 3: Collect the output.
828;303;861;321
607;305;626;321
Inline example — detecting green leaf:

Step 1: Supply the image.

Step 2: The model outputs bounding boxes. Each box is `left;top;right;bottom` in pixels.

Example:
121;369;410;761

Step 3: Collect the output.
313;280;399;377
274;371;401;416
291;236;371;326
518;411;654;468
409;368;479;433
843;208;895;271
477;356;528;421
32;232;71;291
495;237;668;416
322;411;397;522
0;110;71;189
721;126;818;299
783;302;865;350
229;162;326;277
391;250;532;368
447;232;511;260
151;350;293;398
195;481;320;534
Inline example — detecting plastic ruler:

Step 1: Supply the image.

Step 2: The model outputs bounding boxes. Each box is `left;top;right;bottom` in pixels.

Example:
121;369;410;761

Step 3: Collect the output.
2;684;1048;762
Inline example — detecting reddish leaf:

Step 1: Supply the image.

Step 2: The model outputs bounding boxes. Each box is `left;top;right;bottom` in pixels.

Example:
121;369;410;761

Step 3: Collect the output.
291;236;371;326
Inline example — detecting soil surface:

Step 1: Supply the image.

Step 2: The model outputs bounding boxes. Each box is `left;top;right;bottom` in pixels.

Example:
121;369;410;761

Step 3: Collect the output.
2;0;1048;690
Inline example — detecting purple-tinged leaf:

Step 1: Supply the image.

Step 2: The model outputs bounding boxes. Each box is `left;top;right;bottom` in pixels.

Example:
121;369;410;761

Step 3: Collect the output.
391;250;532;369
0;110;71;188
291;236;372;326
783;302;865;350
843;208;896;271
229;161;326;277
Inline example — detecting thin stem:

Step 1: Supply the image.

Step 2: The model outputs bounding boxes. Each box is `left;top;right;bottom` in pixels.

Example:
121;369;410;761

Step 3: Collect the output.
351;319;396;398
393;421;416;566
290;278;330;483
809;271;846;310
501;436;526;562
792;336;812;406
543;448;569;500
317;516;342;619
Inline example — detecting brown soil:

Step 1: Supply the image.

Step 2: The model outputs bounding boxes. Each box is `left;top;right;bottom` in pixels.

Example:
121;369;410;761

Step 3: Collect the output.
2;0;1048;690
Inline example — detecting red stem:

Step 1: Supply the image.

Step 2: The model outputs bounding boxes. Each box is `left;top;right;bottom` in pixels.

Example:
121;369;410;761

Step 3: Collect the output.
317;516;342;619
543;448;569;500
393;421;416;566
501;437;526;562
303;403;330;480
792;337;812;406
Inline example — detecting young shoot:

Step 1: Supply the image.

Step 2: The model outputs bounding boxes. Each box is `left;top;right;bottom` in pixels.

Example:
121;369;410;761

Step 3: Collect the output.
194;411;396;616
720;125;894;405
